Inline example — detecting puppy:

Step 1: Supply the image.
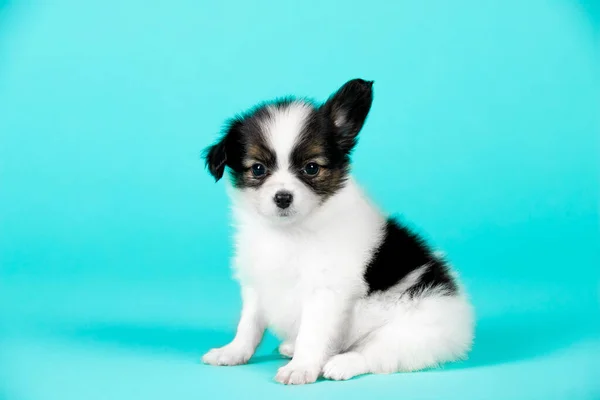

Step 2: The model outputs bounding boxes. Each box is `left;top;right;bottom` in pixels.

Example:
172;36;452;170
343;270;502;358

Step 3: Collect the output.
201;79;474;384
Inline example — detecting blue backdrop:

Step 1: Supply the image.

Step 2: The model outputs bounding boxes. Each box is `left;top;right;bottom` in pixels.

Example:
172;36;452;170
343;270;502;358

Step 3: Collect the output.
1;1;599;399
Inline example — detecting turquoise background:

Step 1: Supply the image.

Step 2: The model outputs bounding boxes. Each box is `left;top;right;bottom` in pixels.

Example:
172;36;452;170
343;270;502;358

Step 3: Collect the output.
1;1;599;399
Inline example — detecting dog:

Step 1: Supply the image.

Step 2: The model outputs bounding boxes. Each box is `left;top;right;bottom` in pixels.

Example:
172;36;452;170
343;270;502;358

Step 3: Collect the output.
201;79;474;384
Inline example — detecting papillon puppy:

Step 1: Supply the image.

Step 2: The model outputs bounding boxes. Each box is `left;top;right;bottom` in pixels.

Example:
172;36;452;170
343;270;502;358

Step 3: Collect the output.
201;79;474;384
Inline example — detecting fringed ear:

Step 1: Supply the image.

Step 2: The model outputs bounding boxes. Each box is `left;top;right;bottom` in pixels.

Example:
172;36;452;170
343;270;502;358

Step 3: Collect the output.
202;119;242;182
203;139;227;182
321;79;374;153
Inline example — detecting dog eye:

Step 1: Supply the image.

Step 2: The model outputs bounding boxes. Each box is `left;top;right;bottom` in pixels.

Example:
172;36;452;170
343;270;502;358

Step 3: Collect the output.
303;162;320;176
251;163;267;177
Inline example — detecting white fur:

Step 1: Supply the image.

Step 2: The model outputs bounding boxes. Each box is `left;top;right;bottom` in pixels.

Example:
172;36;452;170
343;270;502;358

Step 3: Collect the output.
263;102;313;167
202;106;475;384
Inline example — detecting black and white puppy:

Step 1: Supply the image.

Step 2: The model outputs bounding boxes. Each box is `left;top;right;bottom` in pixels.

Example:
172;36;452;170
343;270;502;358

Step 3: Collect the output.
202;79;474;384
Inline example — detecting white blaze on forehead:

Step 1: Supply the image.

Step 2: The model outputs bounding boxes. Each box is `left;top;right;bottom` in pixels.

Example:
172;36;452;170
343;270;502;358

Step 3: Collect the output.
262;102;313;169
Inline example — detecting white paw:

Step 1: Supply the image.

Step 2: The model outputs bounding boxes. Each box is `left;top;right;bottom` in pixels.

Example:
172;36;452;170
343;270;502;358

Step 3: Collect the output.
278;342;295;358
202;344;252;366
323;353;367;381
274;361;320;385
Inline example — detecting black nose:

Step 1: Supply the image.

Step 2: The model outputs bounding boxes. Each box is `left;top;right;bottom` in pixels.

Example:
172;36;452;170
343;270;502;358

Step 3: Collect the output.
274;191;293;209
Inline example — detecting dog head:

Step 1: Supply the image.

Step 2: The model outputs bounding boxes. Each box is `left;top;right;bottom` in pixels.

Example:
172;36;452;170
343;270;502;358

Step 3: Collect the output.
203;79;373;225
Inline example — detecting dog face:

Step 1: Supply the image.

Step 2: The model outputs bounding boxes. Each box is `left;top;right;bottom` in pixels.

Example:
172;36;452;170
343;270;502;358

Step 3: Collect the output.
204;79;373;225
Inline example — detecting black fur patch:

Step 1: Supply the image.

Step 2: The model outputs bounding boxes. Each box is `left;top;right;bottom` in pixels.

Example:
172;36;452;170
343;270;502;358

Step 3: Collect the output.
364;218;457;296
203;99;284;188
289;111;350;199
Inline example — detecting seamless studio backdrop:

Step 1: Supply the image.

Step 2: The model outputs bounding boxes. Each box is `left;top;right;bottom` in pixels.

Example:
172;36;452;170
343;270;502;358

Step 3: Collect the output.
0;1;599;399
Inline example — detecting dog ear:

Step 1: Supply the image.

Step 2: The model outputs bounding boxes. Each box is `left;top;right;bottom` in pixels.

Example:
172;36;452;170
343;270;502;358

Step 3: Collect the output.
203;140;227;182
321;79;374;153
203;120;242;182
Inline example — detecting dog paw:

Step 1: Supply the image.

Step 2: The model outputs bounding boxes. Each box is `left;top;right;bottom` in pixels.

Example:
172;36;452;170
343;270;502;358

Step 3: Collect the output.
274;361;319;385
278;341;295;358
202;344;252;366
323;353;367;381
